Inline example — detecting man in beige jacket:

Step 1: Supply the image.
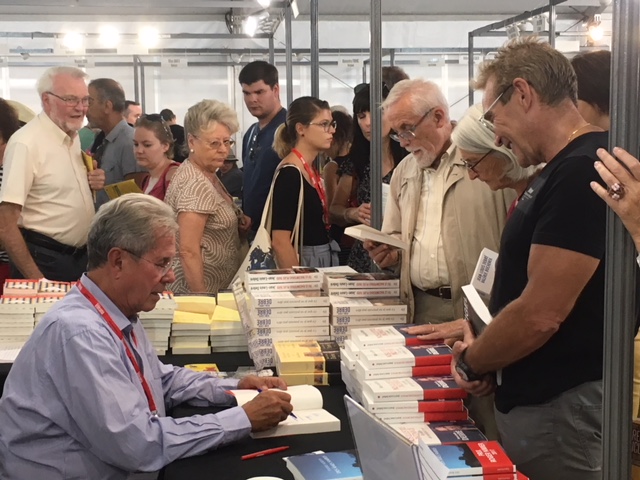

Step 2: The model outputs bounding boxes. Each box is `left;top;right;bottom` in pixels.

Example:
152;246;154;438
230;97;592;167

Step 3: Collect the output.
366;79;514;325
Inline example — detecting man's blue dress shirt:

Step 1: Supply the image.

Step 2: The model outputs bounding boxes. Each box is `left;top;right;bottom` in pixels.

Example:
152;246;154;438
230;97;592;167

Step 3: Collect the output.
0;274;251;479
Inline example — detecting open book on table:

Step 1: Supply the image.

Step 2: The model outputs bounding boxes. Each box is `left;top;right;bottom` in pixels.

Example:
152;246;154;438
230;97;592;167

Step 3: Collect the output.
344;225;408;250
228;384;341;438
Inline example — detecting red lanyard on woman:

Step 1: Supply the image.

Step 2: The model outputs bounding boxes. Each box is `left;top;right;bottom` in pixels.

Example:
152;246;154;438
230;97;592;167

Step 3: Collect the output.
77;281;159;416
291;148;330;232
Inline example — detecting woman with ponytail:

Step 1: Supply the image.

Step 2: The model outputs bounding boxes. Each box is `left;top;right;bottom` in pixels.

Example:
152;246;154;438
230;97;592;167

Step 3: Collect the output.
271;96;339;268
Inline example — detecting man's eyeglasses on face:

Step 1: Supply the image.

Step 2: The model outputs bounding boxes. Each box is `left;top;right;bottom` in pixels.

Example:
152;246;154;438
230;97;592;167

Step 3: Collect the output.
123;249;178;277
464;149;493;173
46;91;91;108
308;120;337;132
193;136;236;151
389;107;435;143
478;84;513;132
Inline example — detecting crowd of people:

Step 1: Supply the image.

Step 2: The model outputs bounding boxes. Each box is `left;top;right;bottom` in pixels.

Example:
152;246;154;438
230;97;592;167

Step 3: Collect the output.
0;38;637;480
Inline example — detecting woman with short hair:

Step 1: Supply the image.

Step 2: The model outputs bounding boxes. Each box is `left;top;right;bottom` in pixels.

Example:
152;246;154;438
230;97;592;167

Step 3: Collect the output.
165;100;250;294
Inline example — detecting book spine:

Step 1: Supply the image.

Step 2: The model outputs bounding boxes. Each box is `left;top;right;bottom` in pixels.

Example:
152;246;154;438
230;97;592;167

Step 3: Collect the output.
248;281;322;292
327;288;400;298
252;306;330;318
325;279;401;289
331;315;406;326
251;296;329;308
333;305;408;316
246;273;323;285
252;317;329;328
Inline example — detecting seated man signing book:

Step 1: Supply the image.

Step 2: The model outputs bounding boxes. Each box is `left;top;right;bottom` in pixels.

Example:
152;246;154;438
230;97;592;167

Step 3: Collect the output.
0;194;293;480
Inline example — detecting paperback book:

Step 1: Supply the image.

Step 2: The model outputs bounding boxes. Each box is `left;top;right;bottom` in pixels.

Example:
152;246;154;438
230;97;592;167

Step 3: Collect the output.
330;298;407;316
358;344;453;369
250;291;331;308
245;267;323;285
285;450;362;480
323;272;400;290
393;421;487;445
419;441;515;479
349;325;434;349
363;376;468;402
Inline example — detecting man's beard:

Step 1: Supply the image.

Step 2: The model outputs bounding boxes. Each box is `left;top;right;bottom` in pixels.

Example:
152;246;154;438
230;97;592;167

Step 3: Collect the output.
412;149;438;169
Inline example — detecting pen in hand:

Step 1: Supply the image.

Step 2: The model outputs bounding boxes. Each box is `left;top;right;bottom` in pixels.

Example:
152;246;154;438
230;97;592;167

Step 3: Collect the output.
241;445;290;460
257;388;298;419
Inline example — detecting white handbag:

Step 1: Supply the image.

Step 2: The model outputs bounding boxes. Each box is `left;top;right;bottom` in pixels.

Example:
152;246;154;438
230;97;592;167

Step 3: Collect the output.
230;164;304;285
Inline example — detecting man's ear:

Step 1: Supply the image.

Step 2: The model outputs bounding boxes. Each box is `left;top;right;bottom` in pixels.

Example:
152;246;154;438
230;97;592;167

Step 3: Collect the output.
107;248;125;278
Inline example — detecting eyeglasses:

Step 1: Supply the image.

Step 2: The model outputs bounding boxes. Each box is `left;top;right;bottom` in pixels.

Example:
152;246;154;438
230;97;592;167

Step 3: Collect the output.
122;249;178;277
193;135;236;151
308;120;337;132
138;114;173;139
390;107;435;142
464;150;493;173
478;84;513;132
46;91;91;107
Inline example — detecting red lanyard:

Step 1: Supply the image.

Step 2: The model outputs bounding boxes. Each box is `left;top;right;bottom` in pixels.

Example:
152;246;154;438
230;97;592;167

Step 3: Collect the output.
77;281;158;416
292;148;330;231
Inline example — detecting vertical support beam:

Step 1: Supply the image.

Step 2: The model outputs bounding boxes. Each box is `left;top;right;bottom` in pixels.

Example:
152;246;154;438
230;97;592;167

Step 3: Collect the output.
310;0;319;97
603;0;640;478
548;1;556;48
139;59;146;113
285;4;293;106
369;0;383;232
362;62;367;83
468;33;474;107
133;55;140;103
268;35;275;66
389;48;395;67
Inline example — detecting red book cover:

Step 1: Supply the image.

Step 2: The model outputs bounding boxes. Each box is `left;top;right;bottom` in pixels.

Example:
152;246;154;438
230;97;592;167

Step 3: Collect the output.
412;364;452;376
417;399;465;413
425;441;515;476
423;410;469;422
392;325;441;346
414;376;468;400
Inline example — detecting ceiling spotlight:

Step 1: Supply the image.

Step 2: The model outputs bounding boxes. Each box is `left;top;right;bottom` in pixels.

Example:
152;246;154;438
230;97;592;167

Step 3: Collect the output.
244;16;259;37
62;32;84;51
98;26;120;48
139;26;160;48
257;0;271;6
588;24;604;42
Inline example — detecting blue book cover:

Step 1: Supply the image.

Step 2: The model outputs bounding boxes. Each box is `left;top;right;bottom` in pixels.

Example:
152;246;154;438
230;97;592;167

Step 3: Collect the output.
286;450;363;480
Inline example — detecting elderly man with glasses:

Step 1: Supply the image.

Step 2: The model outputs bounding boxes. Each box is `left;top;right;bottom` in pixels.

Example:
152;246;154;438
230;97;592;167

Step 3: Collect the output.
448;37;618;480
0;66;105;282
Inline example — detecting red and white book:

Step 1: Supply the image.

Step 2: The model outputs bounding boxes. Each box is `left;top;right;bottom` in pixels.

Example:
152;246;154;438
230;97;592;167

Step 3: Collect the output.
359;344;453;369
419;441;515;479
392;421;487;445
355;360;451;382
376;409;469;424
3;279;38;297
362;390;464;414
363;376;467;402
350;325;436;349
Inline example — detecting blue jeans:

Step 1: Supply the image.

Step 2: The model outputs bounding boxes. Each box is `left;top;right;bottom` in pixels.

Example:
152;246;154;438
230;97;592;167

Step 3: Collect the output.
495;380;602;480
11;242;87;282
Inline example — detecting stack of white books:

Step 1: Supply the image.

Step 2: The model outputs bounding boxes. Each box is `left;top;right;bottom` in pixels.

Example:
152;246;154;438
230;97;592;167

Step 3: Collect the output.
169;295;217;355
235;268;331;369
210;303;247;353
0;297;36;349
34;297;60;325
329;293;408;347
139;292;176;355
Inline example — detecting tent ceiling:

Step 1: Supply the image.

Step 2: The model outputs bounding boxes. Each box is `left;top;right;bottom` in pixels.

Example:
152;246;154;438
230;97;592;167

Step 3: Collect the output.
0;0;608;20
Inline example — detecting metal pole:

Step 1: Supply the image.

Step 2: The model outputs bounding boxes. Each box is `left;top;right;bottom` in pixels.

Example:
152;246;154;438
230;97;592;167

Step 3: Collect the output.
133;55;139;103
285;4;293;106
390;49;395;67
362;63;367;83
269;35;275;66
603;1;640;479
310;0;319;97
139;58;146;113
370;0;382;232
548;1;556;48
468;33;474;107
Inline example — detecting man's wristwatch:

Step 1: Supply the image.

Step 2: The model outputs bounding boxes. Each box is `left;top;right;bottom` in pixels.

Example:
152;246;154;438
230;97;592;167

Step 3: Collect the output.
455;348;484;382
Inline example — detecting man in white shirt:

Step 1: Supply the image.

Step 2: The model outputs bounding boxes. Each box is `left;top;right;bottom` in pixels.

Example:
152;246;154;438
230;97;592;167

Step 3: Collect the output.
366;79;513;326
0;66;105;282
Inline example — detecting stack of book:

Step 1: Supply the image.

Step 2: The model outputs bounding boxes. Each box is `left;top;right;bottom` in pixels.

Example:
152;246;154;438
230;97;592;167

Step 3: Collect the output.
3;279;39;297
210;304;247;353
274;340;341;386
139;292;176;355
169;295;217;355
330;299;408;347
285;450;362;480
418;440;523;480
34;297;60;326
0;296;35;349
240;268;331;368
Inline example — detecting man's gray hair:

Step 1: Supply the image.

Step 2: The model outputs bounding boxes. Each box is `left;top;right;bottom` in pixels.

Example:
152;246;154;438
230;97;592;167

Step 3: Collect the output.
36;66;89;97
382;79;450;120
184;99;239;138
452;104;539;183
87;194;178;269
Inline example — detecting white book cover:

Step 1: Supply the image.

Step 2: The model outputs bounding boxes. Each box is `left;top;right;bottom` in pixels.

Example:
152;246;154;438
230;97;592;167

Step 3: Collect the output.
363;377;424;402
331;315;406;326
342;339;360;358
251;306;330;318
359;345;417;368
461;284;493;336
228;385;340;438
323;272;400;290
251;316;329;329
392;423;443;445
349;325;407;349
343;225;409;250
340;347;357;370
247;280;323;292
250;291;330;308
245;267;323;285
327;288;400;298
330;297;407;316
470;248;499;300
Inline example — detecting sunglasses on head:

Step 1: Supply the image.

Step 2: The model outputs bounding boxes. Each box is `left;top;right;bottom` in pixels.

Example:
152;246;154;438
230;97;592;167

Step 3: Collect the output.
353;82;390;98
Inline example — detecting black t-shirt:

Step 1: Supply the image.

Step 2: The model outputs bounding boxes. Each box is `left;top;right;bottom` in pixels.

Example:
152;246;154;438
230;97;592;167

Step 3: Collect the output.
490;132;609;413
271;166;330;246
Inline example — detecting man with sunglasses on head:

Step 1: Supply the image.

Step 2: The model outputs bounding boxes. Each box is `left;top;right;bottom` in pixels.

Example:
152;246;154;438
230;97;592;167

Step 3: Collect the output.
365;78;514;440
86;78;147;209
238;61;287;235
0;194;293;480
449;38;618;480
0;66;106;282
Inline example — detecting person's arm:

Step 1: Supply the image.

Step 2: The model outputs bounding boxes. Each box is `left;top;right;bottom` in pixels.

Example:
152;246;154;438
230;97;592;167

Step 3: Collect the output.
271;166;304;268
323;160;339;207
0;203;43;279
465;244;599;373
329;174;371;226
272;229;300;269
176;211;208;292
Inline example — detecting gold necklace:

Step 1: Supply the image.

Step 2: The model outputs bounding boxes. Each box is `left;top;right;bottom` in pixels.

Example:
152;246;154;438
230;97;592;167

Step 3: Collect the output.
567;123;592;143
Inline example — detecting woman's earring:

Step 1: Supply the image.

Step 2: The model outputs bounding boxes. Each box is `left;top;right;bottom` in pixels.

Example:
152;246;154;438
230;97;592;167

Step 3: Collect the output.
190;148;194;153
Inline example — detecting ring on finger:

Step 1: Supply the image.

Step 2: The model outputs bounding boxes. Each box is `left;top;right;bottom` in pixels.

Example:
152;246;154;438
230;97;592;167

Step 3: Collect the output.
607;182;625;200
